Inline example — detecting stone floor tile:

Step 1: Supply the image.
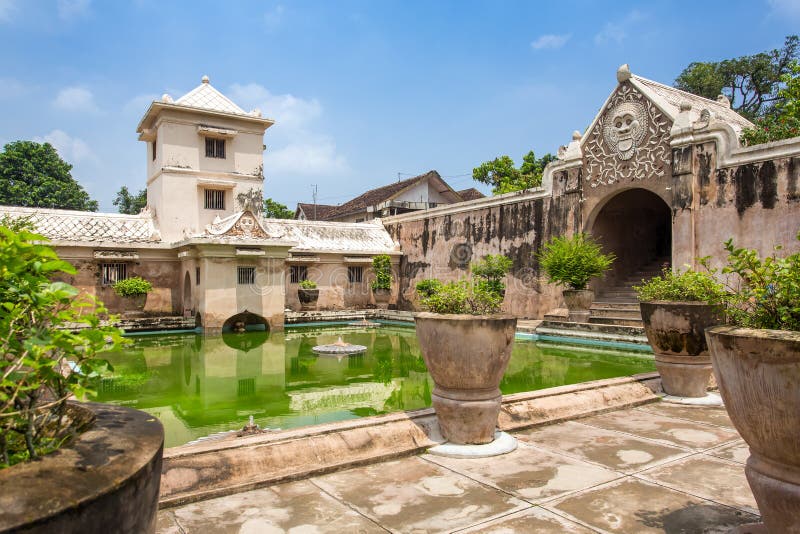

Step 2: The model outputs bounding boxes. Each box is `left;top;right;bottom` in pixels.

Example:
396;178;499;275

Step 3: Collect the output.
706;439;750;464
422;441;621;503
312;456;528;533
548;477;758;533
579;408;740;450
635;455;757;514
456;506;596;533
636;402;737;429
156;511;183;534
168;479;383;534
516;420;691;473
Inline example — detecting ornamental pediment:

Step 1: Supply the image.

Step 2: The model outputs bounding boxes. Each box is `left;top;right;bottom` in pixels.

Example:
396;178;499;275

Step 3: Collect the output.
203;210;285;240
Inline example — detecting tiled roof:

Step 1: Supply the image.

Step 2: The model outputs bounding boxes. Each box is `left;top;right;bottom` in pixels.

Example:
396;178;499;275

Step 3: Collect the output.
322;170;441;221
295;203;337;221
264;218;398;254
0;205;160;243
631;75;754;133
457;188;485;201
175;78;248;116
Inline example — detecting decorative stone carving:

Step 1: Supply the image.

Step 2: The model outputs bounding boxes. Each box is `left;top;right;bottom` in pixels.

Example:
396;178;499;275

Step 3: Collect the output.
583;84;671;188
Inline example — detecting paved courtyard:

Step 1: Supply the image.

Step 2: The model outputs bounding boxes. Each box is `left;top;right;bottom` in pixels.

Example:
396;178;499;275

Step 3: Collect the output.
157;401;758;533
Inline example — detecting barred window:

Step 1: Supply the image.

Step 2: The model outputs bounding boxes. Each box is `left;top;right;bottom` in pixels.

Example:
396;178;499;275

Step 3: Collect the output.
204;189;225;210
348;266;363;283
237;266;255;285
205;137;225;158
195;266;200;285
289;265;307;284
101;263;127;286
151;139;157;161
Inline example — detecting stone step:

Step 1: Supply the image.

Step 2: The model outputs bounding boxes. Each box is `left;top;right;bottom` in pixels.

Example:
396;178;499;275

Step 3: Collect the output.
589;307;643;320
599;291;638;300
592;301;641;309
588;316;644;327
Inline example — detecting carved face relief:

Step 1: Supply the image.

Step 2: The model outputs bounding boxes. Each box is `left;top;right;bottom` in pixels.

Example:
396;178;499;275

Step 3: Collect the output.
238;215;255;236
602;101;646;160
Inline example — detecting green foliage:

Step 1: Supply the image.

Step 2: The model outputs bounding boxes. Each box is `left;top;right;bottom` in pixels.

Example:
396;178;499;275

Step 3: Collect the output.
718;234;800;331
298;279;317;289
537;233;615;290
415;279;443;298
634;264;727;304
371;254;393;291
674;35;799;120
472;151;556;195
418;279;503;315
470;254;513;297
0;226;125;467
263;198;294;219
0;141;98;211
740;61;800;145
112;277;152;297
113;186;147;215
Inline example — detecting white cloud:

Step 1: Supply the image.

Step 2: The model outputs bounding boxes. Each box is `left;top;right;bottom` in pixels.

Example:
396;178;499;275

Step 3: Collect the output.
228;83;322;130
594;10;646;45
123;93;159;115
265;138;349;177
0;0;16;22
0;77;25;99
34;129;95;164
767;0;800;21
52;86;98;112
57;0;90;20
263;4;284;32
530;33;571;50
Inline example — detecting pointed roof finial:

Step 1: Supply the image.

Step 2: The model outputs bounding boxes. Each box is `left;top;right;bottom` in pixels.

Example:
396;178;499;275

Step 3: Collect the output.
572;130;582;141
201;75;210;84
617;64;631;83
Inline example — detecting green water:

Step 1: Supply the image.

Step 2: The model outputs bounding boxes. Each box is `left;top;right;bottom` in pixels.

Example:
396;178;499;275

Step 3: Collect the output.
96;324;655;447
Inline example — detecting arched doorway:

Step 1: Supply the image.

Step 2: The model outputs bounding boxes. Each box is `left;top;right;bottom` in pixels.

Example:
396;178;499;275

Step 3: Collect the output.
183;271;192;314
222;310;270;333
589;188;671;295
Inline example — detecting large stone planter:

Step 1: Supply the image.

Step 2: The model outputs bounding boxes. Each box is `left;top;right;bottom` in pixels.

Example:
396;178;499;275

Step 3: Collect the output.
640;301;722;397
372;287;391;310
706;326;800;533
298;288;319;311
563;289;593;323
414;312;517;444
0;403;164;534
121;293;147;318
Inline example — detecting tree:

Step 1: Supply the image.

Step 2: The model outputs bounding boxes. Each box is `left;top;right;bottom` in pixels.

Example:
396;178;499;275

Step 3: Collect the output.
674;35;799;119
0;141;98;211
113;186;147;215
473;150;555;195
263;198;294;219
740;60;800;145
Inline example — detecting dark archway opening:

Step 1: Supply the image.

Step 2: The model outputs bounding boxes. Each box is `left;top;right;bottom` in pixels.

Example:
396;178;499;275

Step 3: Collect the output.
222;310;270;334
591;188;671;296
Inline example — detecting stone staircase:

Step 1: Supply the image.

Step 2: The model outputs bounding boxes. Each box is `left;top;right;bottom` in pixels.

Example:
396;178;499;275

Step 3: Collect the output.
588;257;670;327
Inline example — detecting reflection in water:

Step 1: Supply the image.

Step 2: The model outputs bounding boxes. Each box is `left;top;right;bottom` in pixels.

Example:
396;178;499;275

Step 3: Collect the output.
97;326;654;448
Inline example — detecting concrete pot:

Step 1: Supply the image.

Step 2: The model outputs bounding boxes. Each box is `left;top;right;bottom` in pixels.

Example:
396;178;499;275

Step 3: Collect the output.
640;301;723;397
0;403;164;534
121;293;147;317
414;312;517;444
706;326;800;533
372;287;391;310
563;289;594;323
298;288;319;311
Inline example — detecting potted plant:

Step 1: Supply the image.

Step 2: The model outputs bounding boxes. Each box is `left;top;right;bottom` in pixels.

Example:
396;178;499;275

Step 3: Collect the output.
112;276;153;316
0;226;164;533
634;265;726;398
371;254;393;309
705;235;800;533
537;233;615;322
297;279;319;311
414;255;516;445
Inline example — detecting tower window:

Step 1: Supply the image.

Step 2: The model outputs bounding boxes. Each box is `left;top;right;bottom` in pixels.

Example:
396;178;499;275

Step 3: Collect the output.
205;138;226;159
151;139;157;161
237;266;256;285
204;189;225;210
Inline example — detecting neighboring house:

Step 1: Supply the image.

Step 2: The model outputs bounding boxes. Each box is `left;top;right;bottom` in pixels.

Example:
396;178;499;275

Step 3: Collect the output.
302;171;479;223
457;188;486;201
295;203;337;221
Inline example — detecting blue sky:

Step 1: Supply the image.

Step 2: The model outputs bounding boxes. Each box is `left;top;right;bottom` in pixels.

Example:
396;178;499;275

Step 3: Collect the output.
0;0;798;212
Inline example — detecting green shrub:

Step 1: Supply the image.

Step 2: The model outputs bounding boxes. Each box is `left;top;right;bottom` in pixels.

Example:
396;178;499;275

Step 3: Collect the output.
537;233;615;290
298;279;317;289
415;278;443;298
0;227;125;467
470;254;513;297
718;234;800;331
371;254;392;291
635;265;727;304
418;279;503;315
112;276;152;298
